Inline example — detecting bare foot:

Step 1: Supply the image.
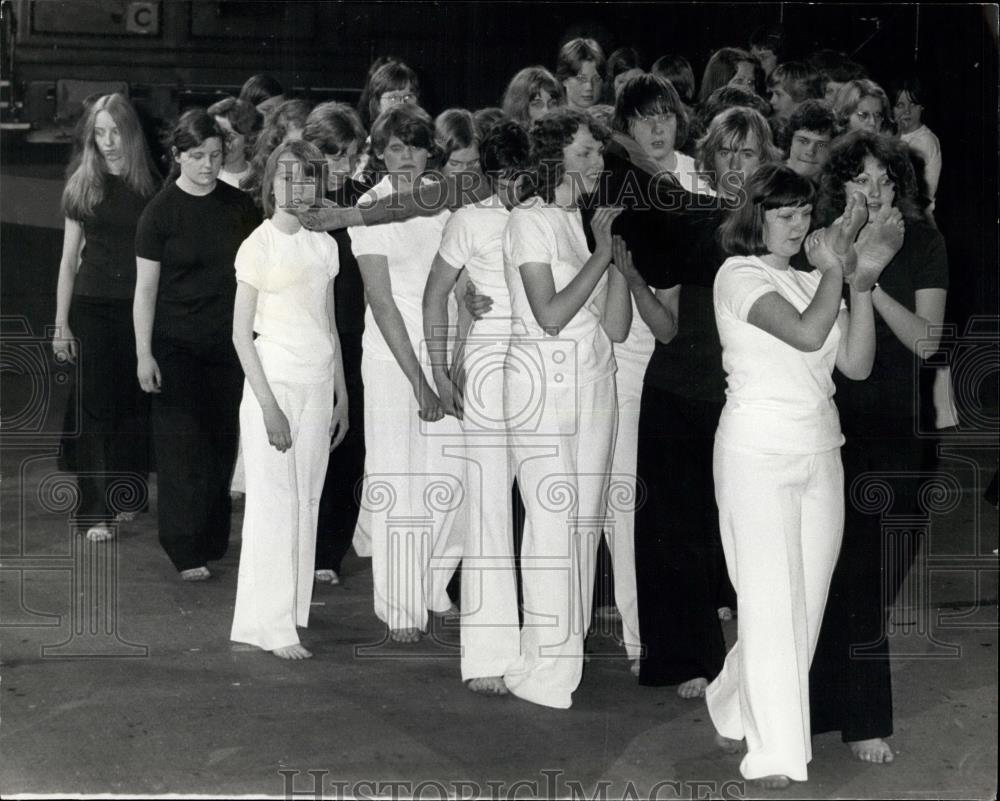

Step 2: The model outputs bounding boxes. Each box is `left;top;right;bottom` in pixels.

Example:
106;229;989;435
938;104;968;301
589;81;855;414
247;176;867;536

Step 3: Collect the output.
630;659;640;677
85;525;113;542
389;627;421;643
827;190;869;258
314;569;340;585
180;566;211;581
678;677;708;699
849;737;895;764
714;732;744;755
717;606;733;621
852;204;905;290
755;775;791;790
467;676;508;695
272;643;313;660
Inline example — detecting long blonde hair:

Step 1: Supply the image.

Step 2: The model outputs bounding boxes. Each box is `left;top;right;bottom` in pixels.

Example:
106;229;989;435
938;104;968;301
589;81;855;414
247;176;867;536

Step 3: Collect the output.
61;94;159;220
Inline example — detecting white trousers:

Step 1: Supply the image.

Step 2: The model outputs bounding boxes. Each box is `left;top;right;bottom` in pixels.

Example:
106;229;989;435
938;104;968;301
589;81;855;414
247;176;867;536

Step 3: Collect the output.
605;346;650;660
503;372;617;709
354;356;465;633
231;377;333;651
706;442;844;782
457;340;520;680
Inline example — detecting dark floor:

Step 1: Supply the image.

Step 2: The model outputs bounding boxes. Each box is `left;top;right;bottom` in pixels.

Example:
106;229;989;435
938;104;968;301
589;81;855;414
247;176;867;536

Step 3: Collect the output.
2;197;998;799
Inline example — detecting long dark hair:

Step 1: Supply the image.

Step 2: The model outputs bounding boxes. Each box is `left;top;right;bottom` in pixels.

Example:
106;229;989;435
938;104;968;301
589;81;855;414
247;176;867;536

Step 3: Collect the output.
718;163;815;256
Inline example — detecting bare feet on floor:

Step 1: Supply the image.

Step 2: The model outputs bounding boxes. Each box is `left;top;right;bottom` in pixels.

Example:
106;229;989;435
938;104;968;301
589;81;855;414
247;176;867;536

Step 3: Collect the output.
180;566;211;581
314;569;340;585
85;525;113;542
467;676;508;695
717;606;733;620
714;732;744;755
272;643;313;660
849;737;895;764
389;627;421;643
754;775;791;790
677;677;708;699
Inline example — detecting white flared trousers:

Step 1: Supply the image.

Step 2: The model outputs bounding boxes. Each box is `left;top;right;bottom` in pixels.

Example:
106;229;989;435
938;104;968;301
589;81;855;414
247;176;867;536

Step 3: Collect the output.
354;356;465;633
503;371;617;709
605;350;649;660
457;340;520;680
707;442;844;782
231;377;333;651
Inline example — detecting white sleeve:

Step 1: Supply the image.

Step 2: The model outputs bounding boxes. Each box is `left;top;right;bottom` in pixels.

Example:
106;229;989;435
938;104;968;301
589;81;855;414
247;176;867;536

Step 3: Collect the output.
507;208;555;268
714;259;777;322
437;210;476;271
234;228;266;290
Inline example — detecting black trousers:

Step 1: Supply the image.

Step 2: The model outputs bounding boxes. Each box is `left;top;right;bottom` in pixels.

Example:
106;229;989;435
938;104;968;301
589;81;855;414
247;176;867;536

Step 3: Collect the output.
633;385;734;686
315;332;365;573
67;296;150;521
151;335;243;572
809;422;923;742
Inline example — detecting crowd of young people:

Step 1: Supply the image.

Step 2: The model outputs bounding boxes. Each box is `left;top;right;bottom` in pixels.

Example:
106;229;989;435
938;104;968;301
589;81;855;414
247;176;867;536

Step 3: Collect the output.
51;27;950;789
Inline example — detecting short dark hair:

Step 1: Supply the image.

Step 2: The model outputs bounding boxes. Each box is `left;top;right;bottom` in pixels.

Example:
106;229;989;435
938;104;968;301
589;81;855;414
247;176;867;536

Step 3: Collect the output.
607;46;643;81
750;23;784;57
816;130;923;224
651;54;696;105
768;62;824;102
718;163;816;256
613;72;690;151
528;108;609;202
238;74;284;107
788;99;836;139
365;61;420;129
368;104;438;178
699;85;771;132
480;120;532;184
303;101;366;157
473;107;509;140
889;75;929;108
206;97;262;137
555;38;607;83
434;108;478;163
165;108;223;181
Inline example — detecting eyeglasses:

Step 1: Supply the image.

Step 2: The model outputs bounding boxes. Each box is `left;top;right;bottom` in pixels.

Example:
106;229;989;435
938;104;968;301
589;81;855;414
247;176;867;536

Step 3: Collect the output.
382;91;416;105
854;110;885;126
634;111;676;127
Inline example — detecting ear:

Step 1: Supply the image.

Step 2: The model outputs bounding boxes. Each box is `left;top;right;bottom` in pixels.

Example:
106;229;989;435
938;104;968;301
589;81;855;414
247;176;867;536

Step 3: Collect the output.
171;146;180;163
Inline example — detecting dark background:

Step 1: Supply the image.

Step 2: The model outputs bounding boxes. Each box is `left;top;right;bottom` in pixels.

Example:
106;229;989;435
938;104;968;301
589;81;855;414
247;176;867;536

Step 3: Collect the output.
5;1;999;328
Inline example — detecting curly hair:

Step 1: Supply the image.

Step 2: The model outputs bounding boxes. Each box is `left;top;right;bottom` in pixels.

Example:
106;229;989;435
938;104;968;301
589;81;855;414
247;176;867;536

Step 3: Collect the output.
815;130;923;225
206;96;262;162
240;98;311;202
527;108;610;202
613;72;690;151
718;163;815;256
480;119;533;185
788;99;836;138
238;74;284;107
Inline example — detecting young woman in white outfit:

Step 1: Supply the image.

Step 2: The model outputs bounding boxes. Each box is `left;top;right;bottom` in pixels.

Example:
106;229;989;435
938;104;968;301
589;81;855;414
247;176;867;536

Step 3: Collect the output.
349;104;465;644
706;163;893;788
501;108;631;709
422;121;534;696
230;140;348;659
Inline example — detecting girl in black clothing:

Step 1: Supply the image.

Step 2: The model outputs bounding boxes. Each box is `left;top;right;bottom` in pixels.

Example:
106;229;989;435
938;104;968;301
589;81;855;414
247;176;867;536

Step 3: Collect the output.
53;93;160;542
133;109;259;580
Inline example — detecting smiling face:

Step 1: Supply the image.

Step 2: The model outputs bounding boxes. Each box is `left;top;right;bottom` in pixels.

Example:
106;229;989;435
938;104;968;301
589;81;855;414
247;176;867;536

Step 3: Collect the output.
443;143;481;178
94;110;123;174
563;60;601;110
849;96;885;133
845;154;895;215
728;61;757;93
378;135;429;182
764;204;812;259
175;136;223;189
894;90;923;135
786;129;831;179
630;109;678;163
560;125;605;197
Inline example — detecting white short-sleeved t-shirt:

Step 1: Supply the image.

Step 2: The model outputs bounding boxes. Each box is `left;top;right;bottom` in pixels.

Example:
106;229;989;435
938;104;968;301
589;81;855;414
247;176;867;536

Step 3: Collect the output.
901;124;942;210
713;255;844;454
503;202;614;387
235;219;339;384
349;176;451;361
437;195;511;339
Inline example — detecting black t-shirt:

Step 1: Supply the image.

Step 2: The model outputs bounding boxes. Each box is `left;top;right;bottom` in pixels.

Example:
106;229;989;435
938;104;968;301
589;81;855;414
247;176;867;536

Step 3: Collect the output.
326;178;368;337
135;180;260;343
73;174;154;299
833;219;949;431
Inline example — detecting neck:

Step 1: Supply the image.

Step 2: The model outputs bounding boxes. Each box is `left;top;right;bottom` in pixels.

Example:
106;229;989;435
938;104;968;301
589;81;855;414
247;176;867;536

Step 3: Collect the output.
175;174;215;196
271;208;301;234
553;181;577;208
761;252;790;270
652;150;677;172
389;172;415;192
